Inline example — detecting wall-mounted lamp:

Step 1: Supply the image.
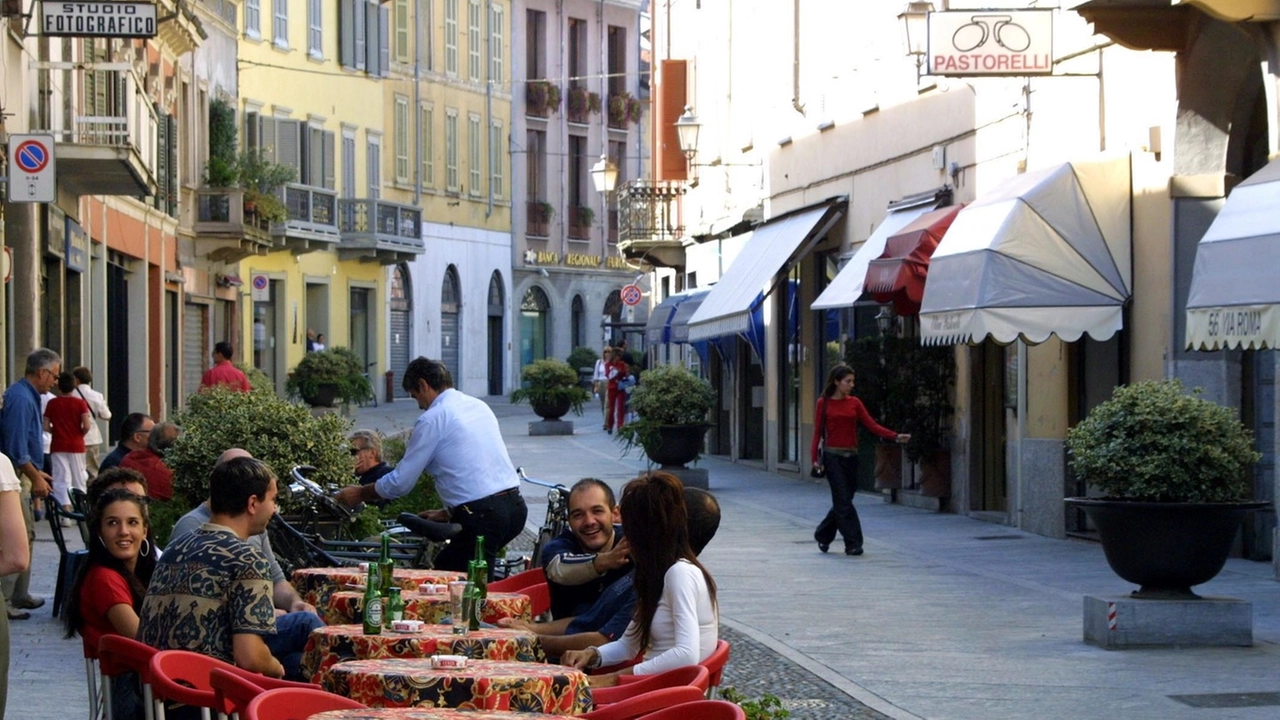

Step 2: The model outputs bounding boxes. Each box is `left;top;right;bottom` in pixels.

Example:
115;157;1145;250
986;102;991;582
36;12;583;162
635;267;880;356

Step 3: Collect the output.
875;304;896;337
898;1;935;81
589;154;618;194
675;106;701;162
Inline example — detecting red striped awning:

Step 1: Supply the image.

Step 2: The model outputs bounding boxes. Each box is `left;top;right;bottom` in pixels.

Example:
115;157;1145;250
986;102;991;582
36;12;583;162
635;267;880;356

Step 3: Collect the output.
864;204;964;315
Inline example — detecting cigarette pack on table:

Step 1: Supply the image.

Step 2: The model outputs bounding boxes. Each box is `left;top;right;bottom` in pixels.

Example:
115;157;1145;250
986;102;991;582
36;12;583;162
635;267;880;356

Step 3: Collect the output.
431;654;467;669
419;583;447;594
391;619;424;633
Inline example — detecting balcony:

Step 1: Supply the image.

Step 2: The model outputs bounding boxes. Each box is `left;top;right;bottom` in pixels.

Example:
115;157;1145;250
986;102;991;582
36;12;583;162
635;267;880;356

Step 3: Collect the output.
617;180;687;268
30;62;158;197
277;182;341;253
193;188;274;263
337;199;425;264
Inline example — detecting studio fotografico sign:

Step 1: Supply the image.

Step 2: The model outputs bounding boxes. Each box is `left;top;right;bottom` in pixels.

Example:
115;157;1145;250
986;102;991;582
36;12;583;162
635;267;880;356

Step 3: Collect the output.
927;9;1053;77
42;1;158;38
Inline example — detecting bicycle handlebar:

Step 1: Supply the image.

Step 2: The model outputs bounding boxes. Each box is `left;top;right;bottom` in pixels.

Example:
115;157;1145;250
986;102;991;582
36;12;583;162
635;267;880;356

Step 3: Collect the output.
515;466;567;491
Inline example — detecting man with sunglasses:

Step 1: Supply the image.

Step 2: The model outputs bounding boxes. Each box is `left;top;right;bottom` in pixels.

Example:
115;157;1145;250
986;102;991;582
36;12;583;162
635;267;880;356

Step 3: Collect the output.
0;348;61;620
99;413;155;473
350;429;393;508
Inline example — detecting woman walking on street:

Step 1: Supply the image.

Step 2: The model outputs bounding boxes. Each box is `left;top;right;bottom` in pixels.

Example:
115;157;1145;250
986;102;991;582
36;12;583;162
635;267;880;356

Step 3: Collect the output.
812;364;909;556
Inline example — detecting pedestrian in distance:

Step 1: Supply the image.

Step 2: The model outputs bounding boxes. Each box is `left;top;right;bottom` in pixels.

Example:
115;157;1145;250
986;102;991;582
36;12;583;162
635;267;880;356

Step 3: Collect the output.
71;366;112;481
593;346;612;430
98;413;155;473
44;371;91;520
811;364;909;556
200;341;251;392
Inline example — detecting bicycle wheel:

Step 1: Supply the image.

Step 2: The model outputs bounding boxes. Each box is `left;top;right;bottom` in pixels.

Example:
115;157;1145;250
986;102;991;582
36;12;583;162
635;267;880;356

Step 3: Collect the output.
267;515;348;576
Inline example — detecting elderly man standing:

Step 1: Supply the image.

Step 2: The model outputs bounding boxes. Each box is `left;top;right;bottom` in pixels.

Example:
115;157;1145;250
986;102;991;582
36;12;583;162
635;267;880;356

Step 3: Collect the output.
120;421;181;502
0;348;60;621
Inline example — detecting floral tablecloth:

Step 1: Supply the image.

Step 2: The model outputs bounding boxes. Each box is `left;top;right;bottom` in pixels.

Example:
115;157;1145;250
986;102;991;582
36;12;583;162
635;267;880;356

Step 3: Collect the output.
300;624;545;683
324;591;532;626
323;658;592;714
311;710;562;719
293;567;466;610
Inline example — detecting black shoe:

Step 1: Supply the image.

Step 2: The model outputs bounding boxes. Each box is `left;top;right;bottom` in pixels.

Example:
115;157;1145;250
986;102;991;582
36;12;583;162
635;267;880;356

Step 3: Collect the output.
6;608;30;621
845;547;864;556
814;534;829;553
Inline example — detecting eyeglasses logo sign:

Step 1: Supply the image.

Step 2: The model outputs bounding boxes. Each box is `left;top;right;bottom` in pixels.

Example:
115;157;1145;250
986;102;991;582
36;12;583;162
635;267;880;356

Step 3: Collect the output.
927;10;1054;77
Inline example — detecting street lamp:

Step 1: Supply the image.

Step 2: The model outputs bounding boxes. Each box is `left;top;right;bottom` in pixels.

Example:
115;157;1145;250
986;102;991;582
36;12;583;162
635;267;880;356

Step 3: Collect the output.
589;154;618;194
898;1;934;81
674;106;701;162
875;305;896;337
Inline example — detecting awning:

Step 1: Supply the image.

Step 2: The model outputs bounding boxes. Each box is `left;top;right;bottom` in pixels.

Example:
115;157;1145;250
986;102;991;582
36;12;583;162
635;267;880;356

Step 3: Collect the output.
812;192;944;310
865;204;964;316
687;198;846;340
646;290;708;345
668;289;712;344
919;156;1132;345
1186;157;1280;349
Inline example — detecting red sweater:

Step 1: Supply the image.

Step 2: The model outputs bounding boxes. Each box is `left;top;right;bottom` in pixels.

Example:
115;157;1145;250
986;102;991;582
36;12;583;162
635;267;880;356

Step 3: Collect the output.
45;395;90;453
811;395;897;464
201;360;251;392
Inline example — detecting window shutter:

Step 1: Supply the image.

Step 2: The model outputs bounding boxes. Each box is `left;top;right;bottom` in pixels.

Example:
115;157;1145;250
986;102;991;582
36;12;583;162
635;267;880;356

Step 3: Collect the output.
259;116;278;161
278;119;301;176
166;113;179;215
365;1;379;76
379;5;390;78
154;106;169;211
323;130;336;190
340;0;355;68
354;0;366;71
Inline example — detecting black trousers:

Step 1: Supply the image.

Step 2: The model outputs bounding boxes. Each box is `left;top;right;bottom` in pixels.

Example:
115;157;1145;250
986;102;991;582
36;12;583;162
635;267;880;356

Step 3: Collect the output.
814;451;863;551
436;490;528;579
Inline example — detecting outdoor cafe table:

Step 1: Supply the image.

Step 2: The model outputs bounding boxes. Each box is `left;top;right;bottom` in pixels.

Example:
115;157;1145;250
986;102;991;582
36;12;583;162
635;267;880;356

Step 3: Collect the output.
324;591;532;626
311;710;563;720
300;624;545;683
293;567;466;610
322;658;593;714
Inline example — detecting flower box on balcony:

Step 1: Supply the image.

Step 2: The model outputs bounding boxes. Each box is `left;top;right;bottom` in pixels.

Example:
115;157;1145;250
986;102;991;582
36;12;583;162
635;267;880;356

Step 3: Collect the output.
607;92;644;129
526;80;561;118
566;85;601;124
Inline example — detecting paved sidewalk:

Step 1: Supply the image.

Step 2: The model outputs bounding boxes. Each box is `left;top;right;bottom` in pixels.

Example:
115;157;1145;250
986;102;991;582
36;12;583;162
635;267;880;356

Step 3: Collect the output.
10;397;1280;719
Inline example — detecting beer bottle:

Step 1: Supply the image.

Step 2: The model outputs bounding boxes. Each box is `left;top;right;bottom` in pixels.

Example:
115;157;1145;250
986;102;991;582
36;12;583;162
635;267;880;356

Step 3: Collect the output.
362;562;383;635
379;532;395;597
385;586;405;626
464;566;483;631
471;535;488;599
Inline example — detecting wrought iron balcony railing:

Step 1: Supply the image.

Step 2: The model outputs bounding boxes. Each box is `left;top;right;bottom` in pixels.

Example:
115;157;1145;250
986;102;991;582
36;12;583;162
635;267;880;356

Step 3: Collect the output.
338;198;425;261
617;180;686;244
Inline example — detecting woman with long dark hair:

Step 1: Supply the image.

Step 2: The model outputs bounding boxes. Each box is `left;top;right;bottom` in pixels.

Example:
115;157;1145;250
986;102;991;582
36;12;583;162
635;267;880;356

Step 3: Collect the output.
812;364;909;556
563;472;717;686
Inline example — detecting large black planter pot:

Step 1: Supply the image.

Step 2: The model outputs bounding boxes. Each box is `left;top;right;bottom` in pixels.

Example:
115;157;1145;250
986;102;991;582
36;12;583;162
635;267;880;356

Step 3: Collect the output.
1065;498;1268;598
532;396;572;421
306;383;341;408
642;424;711;468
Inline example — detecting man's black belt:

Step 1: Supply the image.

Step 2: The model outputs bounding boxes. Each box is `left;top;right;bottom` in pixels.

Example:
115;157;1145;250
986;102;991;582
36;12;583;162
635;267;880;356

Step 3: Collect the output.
450;486;521;513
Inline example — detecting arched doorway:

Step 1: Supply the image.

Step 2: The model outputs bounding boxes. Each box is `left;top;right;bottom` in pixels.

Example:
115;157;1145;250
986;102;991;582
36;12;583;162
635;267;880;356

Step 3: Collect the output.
389;263;413;398
520;286;551;367
571;294;585;350
488;272;505;396
441;266;461;383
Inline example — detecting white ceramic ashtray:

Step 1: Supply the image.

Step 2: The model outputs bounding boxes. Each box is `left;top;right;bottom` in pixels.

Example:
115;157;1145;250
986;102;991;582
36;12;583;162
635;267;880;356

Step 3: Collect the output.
419;583;447;594
391;619;425;633
431;655;467;669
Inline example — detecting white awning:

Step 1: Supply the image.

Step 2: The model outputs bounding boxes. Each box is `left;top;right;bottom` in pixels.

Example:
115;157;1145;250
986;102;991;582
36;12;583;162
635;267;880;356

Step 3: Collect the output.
686;200;845;341
919;156;1132;345
668;289;712;344
1186;158;1280;350
812;199;937;310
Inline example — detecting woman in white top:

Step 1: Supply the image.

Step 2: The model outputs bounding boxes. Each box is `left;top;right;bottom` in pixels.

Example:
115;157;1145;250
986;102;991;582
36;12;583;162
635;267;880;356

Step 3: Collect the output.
592;346;611;430
563;471;718;686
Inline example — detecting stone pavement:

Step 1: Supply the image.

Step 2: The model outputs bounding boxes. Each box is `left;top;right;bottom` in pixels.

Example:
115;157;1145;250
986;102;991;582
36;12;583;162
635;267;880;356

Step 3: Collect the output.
10;396;1280;719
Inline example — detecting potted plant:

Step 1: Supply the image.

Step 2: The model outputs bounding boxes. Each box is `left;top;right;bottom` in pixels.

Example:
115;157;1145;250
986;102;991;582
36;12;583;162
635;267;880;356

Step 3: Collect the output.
510;358;591;421
204;97;239;188
237;148;296;224
574;206;594;227
566;346;600;389
525;80;561;116
536;201;555;223
285;347;374;408
616;364;715;467
1064;379;1266;598
566;84;596;122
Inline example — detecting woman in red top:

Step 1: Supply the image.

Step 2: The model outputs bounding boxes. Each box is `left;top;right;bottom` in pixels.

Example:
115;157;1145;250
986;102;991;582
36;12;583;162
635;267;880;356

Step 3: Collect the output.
811;364;909;556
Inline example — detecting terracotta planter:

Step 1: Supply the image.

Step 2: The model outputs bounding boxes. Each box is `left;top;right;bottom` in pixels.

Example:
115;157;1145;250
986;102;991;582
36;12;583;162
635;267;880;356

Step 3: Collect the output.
642;424;711;468
1064;498;1268;598
874;443;902;490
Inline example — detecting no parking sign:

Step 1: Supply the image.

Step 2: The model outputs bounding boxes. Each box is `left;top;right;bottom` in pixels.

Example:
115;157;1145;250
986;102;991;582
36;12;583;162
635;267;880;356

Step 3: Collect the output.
250;274;270;302
7;134;55;203
620;284;643;306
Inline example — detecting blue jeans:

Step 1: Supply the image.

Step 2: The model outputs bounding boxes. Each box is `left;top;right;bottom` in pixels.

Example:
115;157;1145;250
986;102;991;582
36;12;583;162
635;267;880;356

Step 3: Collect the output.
814;451;863;551
265;611;326;681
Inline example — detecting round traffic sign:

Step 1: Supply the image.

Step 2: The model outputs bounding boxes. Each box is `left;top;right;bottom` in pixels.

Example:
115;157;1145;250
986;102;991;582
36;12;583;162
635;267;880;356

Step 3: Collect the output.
251;275;269;290
14;140;50;173
621;284;643;306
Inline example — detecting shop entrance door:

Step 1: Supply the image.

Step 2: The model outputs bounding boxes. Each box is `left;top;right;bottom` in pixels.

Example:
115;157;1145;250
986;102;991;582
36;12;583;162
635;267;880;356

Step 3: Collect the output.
971;340;1007;514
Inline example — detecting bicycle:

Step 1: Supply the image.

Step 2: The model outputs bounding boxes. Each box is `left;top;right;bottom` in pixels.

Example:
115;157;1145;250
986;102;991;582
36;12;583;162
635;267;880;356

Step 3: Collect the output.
516;466;569;569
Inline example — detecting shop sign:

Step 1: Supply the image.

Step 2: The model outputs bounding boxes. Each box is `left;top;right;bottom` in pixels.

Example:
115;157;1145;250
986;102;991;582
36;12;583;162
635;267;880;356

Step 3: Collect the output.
42;1;158;38
606;256;630;270
566;253;600;267
45;205;66;259
66;216;88;272
927;9;1053;77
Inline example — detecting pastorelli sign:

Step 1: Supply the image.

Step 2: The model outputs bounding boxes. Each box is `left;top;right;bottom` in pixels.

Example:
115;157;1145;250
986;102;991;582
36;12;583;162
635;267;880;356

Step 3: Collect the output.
927;9;1053;77
42;2;158;38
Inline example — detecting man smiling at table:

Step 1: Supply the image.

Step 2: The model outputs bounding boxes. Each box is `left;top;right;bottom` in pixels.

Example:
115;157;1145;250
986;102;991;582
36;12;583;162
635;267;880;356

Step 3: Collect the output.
541;478;632;619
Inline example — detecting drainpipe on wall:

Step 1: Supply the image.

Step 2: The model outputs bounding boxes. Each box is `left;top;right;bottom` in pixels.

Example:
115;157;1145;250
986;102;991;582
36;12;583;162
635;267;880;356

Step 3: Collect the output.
485;0;493;218
792;0;804;116
413;0;421;205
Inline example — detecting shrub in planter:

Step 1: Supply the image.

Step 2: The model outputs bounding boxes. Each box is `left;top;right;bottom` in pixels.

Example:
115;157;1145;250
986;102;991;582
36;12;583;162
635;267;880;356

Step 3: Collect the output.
510;358;592;419
566;346;599;374
616;364;715;464
286;347;374;407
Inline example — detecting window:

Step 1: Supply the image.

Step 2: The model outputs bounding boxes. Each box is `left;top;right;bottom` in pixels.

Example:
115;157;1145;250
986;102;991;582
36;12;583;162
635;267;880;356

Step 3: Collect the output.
526;129;545;201
490;120;503;198
489;4;504;82
526;10;544;80
445;110;459;191
394;96;410;183
273;0;288;48
302;124;336;189
354;0;366;70
308;0;322;57
420;104;434;188
568;135;586;209
445;0;458;75
468;114;481;196
245;0;260;37
367;134;382;199
608;26;627;97
394;0;409;63
468;0;481;82
341;0;388;75
568;18;585;84
422;0;434;71
341;129;356;199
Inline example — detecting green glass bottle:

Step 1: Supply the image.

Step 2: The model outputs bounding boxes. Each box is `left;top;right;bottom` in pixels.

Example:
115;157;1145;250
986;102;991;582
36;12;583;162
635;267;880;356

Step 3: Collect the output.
362;562;383;635
472;535;488;598
385;587;404;627
379;532;395;598
464;567;482;631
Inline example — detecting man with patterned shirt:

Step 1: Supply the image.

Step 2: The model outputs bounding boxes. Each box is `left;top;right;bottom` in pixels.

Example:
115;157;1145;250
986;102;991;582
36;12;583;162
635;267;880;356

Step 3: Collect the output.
138;456;283;707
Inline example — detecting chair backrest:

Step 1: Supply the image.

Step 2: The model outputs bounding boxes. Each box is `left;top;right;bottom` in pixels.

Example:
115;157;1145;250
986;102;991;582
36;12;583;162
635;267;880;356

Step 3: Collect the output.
209;667;266;716
524;581;552;618
98;635;159;682
45;496;75;555
69;488;92;544
698;640;731;688
592;665;711;705
637;699;747;720
148;650;229;712
488;565;545;592
243;687;366;720
223;664;321;692
579;686;705;720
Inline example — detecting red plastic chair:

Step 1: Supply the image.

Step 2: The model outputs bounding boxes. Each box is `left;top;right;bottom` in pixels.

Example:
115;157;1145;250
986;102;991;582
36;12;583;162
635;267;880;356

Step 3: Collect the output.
636;699;746;719
98;635;160;720
578;686;706;720
488;565;545;592
592;665;711;705
523;581;552;618
243;687;365;720
698;640;731;696
149;650;229;720
210;664;320;715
